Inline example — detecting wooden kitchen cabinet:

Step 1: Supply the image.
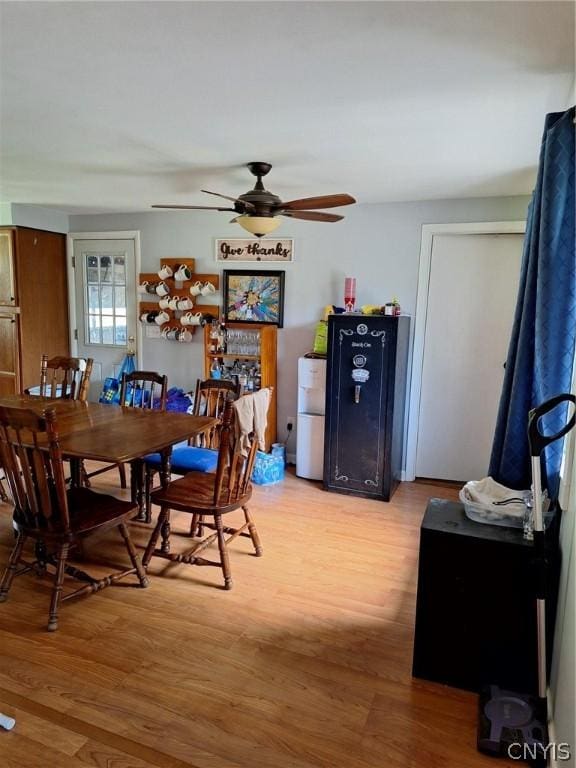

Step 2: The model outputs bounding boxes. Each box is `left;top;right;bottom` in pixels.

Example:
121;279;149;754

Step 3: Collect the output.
0;312;19;395
0;231;17;306
0;227;70;392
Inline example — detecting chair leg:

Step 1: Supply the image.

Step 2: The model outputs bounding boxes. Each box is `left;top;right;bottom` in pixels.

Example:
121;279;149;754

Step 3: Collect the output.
143;507;167;567
34;539;48;577
144;469;153;524
215;514;232;590
0;533;27;602
131;461;147;522
243;505;263;557
118;462;127;489
48;543;69;631
160;509;171;554
187;514;204;538
118;523;149;587
80;460;91;488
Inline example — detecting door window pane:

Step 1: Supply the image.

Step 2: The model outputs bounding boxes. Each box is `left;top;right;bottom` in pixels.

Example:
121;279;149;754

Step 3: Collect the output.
115;322;127;345
88;285;100;312
114;256;126;284
84;251;129;346
102;319;114;345
99;256;113;283
114;286;126;315
87;255;99;284
101;285;113;314
88;315;101;344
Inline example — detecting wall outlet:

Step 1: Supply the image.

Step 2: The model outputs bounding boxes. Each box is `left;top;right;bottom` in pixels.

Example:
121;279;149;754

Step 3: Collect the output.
287;416;296;431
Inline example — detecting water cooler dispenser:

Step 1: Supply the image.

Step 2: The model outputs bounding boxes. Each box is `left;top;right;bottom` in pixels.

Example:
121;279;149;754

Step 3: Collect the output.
296;357;327;481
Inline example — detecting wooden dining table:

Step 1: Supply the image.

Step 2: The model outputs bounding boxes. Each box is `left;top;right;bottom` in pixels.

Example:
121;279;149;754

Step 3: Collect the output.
0;395;218;518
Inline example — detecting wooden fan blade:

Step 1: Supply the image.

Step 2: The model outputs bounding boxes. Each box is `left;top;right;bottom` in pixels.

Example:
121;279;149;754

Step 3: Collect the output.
279;193;356;211
151;204;236;211
282;211;344;222
201;190;255;210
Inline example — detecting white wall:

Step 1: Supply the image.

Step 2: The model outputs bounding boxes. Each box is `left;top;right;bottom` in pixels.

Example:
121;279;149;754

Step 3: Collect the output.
0;203;69;233
70;195;529;451
0;203;13;225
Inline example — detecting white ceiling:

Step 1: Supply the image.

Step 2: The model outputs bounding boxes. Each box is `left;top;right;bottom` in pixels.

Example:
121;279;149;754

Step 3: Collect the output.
0;1;573;214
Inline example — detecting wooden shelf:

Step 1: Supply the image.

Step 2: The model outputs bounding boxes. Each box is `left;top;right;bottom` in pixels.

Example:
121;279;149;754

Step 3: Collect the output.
207;353;261;360
203;321;277;450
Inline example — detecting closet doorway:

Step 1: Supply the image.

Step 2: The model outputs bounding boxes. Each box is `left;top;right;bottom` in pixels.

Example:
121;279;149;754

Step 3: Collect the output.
406;222;525;483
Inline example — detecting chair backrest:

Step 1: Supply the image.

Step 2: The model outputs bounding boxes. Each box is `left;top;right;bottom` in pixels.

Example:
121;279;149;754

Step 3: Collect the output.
212;396;258;507
39;355;93;401
119;371;168;410
193;379;239;449
0;406;70;534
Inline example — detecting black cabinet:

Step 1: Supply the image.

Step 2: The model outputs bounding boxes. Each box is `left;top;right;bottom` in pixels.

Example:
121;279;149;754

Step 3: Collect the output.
412;499;560;694
323;315;409;501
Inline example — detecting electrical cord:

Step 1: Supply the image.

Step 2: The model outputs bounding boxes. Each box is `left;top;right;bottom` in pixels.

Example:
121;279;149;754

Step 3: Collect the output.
281;422;294;453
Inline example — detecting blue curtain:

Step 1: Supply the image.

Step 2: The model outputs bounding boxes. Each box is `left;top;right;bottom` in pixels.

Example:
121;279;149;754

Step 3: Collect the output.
489;107;576;497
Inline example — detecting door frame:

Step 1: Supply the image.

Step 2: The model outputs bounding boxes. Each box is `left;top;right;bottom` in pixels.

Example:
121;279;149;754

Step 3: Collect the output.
66;231;143;365
405;221;526;482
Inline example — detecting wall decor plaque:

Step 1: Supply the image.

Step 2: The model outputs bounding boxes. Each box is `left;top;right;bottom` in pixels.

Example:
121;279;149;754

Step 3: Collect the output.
215;238;294;262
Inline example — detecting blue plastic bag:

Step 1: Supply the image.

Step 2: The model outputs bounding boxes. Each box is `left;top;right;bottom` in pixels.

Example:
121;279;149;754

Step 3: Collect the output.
98;353;136;404
251;451;284;485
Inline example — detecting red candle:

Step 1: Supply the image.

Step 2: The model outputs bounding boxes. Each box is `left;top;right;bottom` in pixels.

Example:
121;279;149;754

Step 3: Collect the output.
344;277;356;312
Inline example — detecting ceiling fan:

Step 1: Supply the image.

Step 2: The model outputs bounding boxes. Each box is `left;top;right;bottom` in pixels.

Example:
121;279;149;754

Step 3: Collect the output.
152;162;356;237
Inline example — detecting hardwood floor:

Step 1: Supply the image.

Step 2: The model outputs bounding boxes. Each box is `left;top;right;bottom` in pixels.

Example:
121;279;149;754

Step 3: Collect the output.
0;467;501;768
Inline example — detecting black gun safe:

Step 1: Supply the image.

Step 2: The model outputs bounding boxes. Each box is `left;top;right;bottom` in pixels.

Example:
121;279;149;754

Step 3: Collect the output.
323;314;410;501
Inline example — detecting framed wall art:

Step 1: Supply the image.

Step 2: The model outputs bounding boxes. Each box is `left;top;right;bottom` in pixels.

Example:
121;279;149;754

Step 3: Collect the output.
223;270;285;327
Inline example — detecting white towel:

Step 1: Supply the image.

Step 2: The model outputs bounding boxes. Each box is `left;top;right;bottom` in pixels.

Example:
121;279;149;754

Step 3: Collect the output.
460;477;527;517
233;388;271;456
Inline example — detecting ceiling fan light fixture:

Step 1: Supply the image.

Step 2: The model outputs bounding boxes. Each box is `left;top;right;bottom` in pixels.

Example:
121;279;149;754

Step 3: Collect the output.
236;215;281;238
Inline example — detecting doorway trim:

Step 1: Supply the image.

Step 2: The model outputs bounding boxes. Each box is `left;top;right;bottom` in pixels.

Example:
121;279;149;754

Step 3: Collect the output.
405;221;526;482
66;231;143;365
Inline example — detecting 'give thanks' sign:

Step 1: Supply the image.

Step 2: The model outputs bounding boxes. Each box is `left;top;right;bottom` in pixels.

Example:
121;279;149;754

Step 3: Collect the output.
215;238;294;262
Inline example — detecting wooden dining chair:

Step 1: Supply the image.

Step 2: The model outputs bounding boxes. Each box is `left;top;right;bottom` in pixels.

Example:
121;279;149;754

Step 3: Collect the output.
143;378;239;523
34;355;94;401
143;395;262;590
120;370;169;411
24;354;94;488
84;370;168;495
0;405;148;631
192;379;240;448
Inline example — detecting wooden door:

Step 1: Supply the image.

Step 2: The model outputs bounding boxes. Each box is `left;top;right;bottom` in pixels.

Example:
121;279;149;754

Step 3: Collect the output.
73;238;137;400
0;230;17;307
0;312;19;395
15;228;69;391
